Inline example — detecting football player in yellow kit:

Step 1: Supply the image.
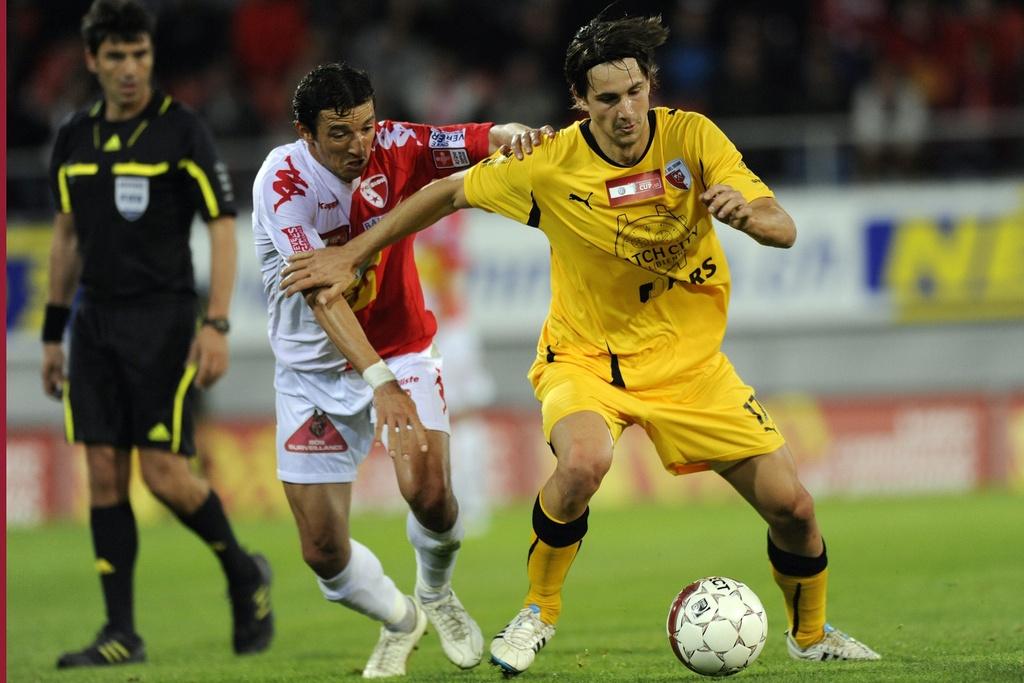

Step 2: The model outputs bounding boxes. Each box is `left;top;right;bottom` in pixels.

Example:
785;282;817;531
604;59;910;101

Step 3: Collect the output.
281;12;881;675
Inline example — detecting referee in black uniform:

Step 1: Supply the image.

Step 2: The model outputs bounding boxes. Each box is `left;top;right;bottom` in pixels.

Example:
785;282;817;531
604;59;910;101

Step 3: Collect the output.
41;0;273;668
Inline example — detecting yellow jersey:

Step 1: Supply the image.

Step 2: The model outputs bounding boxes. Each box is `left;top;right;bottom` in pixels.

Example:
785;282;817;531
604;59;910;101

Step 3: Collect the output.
464;107;772;389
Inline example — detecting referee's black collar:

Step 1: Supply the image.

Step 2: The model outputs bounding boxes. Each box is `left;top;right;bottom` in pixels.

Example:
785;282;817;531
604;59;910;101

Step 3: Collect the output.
90;88;169;122
580;109;657;168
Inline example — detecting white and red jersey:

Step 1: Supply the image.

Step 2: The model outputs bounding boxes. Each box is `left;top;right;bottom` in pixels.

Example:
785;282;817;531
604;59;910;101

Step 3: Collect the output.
253;119;492;372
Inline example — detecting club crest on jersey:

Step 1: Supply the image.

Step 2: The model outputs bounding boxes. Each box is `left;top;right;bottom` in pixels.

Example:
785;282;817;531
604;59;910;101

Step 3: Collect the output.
665;158;692;190
432;148;470;169
359;174;388;209
429;128;466;148
285;410;348;452
606;170;664;207
114;176;149;220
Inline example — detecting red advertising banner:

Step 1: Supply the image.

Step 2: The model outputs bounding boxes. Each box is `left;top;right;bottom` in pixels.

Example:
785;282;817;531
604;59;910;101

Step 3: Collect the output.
6;393;1021;527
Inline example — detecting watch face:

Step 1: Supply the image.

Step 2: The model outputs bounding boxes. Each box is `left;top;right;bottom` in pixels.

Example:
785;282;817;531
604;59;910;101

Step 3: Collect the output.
204;318;230;333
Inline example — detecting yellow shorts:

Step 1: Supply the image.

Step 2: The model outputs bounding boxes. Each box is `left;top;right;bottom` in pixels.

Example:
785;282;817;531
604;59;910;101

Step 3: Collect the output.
528;351;786;475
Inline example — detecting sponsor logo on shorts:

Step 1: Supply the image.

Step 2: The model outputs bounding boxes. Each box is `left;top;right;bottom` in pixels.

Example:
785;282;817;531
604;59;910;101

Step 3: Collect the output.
359;174;388;208
429;128;466;148
606;170;664;207
399;375;421;386
285;410;348;452
432;148;470;169
318;199;339;209
281;226;314;253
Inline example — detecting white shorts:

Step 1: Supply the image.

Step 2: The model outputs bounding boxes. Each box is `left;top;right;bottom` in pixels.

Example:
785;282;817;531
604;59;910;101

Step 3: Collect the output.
274;346;451;484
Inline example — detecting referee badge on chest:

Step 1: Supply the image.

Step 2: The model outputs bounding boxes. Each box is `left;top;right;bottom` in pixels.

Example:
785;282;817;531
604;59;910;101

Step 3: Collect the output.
115;176;149;221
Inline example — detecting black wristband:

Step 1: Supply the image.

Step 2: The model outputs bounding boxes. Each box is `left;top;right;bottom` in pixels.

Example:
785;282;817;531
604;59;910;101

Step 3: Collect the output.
42;304;71;343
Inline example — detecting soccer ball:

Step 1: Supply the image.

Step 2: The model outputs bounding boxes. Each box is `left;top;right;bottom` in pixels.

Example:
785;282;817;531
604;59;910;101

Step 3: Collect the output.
666;576;768;676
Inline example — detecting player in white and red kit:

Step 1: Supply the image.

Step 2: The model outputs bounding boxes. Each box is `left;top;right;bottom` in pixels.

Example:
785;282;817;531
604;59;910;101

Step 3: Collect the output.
253;62;549;678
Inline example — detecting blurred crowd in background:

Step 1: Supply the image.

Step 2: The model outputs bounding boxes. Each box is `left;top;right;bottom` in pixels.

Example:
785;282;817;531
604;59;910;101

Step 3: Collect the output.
8;0;1024;212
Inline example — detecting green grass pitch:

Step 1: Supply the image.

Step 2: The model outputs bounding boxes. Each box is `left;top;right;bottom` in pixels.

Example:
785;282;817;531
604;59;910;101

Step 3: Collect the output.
7;491;1024;681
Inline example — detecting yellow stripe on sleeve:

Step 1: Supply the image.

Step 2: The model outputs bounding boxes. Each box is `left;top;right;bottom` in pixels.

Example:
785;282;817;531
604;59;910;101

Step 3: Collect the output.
58;163;99;213
177;159;220;218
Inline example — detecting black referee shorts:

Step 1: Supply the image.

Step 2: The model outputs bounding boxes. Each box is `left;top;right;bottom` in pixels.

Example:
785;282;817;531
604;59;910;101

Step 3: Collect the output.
65;297;199;455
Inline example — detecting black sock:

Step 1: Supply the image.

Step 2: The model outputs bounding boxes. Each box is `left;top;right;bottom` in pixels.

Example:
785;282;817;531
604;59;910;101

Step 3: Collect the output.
175;491;258;588
90;502;138;634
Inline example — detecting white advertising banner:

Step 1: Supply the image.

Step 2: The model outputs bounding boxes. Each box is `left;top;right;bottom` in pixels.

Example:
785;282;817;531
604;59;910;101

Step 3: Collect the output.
457;180;1024;338
7;180;1021;357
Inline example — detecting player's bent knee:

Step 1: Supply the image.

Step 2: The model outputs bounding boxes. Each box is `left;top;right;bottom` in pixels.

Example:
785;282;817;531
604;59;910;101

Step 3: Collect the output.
139;460;200;510
404;476;451;510
406;491;457;534
139;467;178;504
790;486;816;521
557;446;613;496
301;535;350;575
771;487;816;531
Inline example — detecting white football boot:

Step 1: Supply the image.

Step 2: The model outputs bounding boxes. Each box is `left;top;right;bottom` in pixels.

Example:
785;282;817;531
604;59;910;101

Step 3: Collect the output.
418;589;483;668
489;605;556;676
362;599;428;678
787;623;881;661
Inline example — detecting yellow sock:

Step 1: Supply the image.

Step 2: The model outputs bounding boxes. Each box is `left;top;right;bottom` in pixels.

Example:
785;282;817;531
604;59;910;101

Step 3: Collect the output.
772;566;828;648
767;533;829;648
524;534;582;624
522;494;588;625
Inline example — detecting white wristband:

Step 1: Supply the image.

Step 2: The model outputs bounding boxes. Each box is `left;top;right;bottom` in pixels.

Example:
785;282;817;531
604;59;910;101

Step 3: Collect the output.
362;360;396;389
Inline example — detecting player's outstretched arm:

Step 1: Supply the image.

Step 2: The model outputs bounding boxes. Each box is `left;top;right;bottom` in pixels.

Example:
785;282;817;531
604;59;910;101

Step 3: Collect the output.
305;289;428;458
489;123;556;160
281;171;471;304
701;185;797;248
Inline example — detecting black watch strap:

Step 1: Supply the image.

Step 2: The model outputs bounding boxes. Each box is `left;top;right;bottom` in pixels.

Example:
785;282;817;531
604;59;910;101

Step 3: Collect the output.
202;317;230;334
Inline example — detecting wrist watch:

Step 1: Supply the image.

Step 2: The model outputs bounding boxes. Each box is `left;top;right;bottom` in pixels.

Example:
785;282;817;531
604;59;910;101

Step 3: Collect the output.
202;317;230;334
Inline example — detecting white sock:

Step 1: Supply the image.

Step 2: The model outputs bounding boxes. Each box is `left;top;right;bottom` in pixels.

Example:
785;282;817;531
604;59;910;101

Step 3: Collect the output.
317;539;408;627
406;510;463;602
449;417;493;537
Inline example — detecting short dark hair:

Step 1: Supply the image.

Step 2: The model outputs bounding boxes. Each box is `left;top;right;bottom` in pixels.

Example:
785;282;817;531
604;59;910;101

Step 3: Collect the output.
564;14;669;101
81;0;155;54
292;63;375;135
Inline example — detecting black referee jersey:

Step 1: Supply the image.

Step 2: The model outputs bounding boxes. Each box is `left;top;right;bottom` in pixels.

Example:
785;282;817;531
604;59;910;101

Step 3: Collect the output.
48;90;236;302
